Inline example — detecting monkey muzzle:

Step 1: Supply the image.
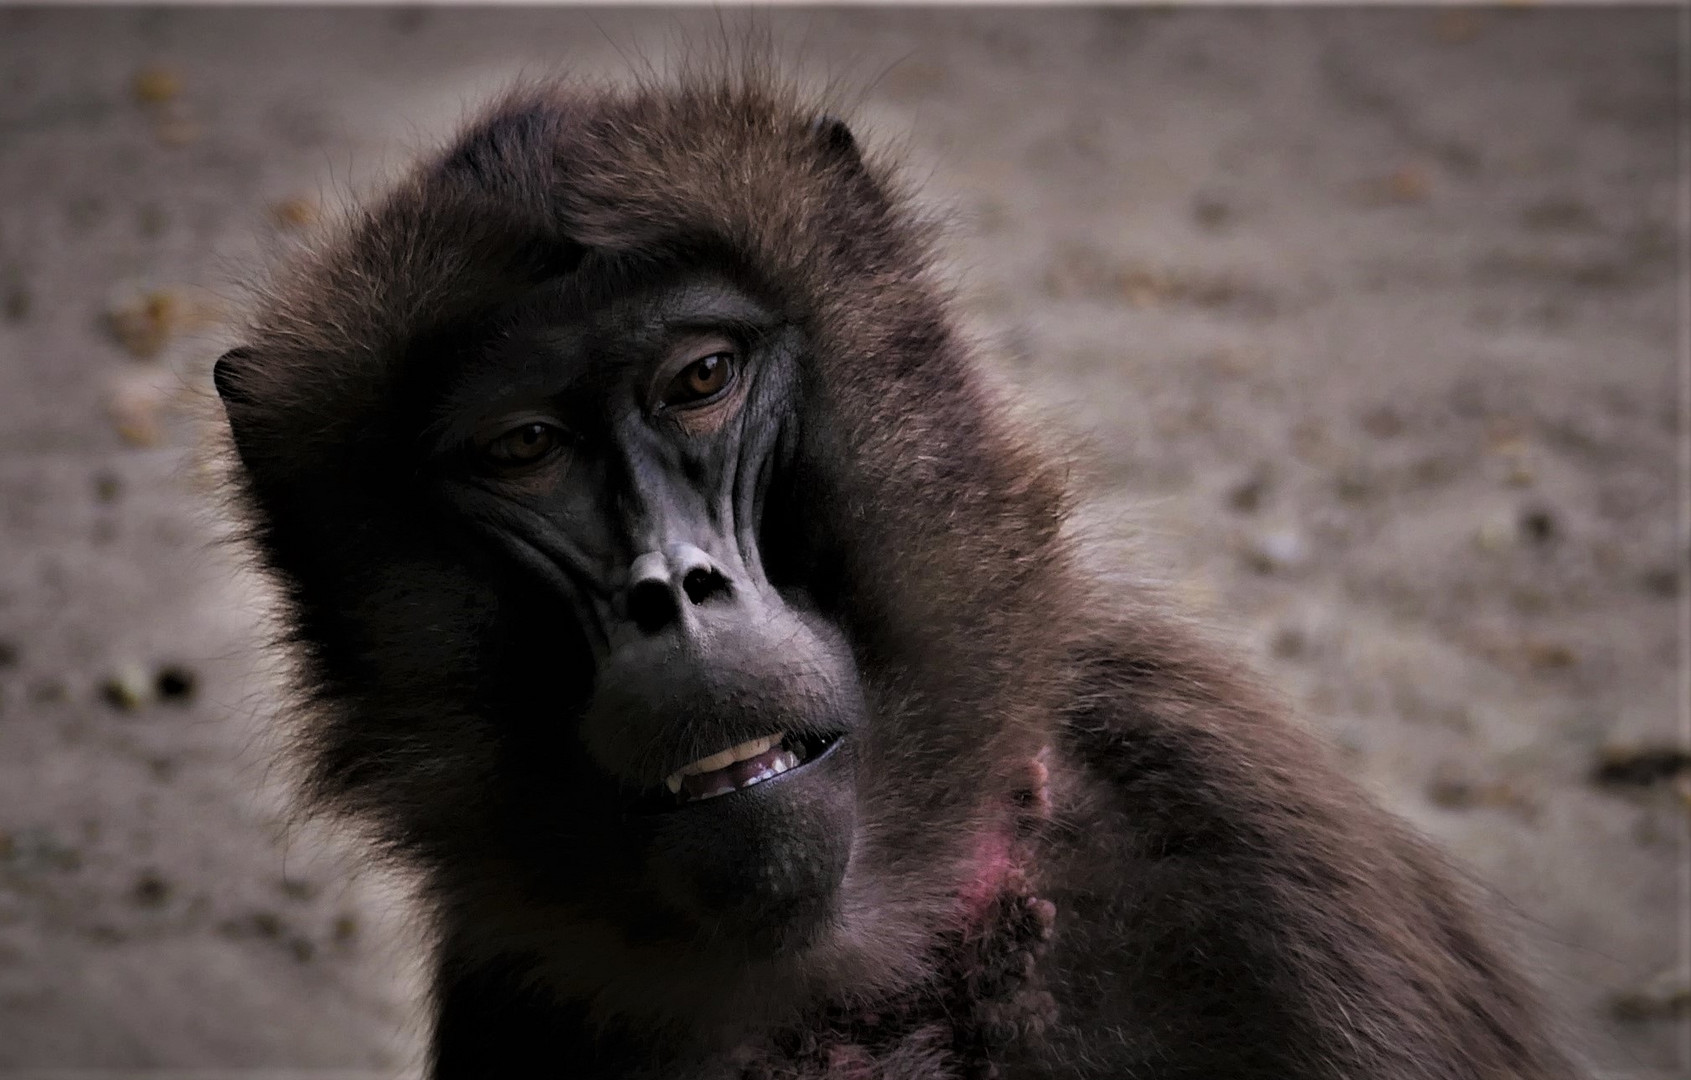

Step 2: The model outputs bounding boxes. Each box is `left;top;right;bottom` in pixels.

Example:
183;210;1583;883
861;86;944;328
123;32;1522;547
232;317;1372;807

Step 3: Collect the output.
571;544;863;939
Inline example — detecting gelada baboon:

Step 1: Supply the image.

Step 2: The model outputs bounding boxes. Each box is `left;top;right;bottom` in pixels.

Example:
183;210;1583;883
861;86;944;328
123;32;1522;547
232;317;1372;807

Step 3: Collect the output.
214;70;1578;1079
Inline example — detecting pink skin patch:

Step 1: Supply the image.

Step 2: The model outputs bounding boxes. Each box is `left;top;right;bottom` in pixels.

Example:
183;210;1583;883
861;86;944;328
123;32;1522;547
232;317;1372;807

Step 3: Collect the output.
956;826;1017;932
954;750;1051;928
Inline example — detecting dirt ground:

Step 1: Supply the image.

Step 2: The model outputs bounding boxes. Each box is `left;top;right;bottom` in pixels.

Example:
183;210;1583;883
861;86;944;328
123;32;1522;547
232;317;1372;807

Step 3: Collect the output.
0;6;1684;1078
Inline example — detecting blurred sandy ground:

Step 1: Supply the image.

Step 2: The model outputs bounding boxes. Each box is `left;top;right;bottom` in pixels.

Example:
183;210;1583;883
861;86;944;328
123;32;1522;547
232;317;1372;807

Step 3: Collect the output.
0;6;1683;1077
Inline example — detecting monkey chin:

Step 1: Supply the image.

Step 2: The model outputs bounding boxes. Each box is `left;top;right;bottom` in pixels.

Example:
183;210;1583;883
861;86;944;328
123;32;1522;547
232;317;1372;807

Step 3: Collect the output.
633;734;857;954
568;597;869;953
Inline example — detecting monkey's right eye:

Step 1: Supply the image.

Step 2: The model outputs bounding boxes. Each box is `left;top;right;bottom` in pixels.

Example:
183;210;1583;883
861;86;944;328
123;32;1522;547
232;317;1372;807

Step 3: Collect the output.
480;421;563;468
660;351;737;409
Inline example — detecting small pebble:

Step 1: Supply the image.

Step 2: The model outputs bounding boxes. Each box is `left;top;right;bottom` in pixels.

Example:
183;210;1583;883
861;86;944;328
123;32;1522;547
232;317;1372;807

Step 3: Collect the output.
250;911;283;938
1640;567;1680;599
1270;626;1308;659
1519;199;1596;232
3;284;29;323
1474;514;1516;552
109;380;166;447
1358;164;1432;206
106;289;181;359
1520;640;1576;670
3;828;80;872
1427;775;1482;809
1484;416;1528;451
1387;165;1432;202
1593;744;1691;789
332;913;359;945
29;680;66;704
152;101;201;147
1432;9;1484;44
1518;506;1557;545
132;67;181;105
1288;421;1330;465
1610;970;1691;1022
100;662;152;711
93;472;123;503
155;664;196;704
131;870;170;907
270;197;318;230
1409;456;1456;488
1333;466;1374;503
1244;529;1308;574
137;204;168;238
1191;196;1231;230
1227;471;1270;514
279;877;318;902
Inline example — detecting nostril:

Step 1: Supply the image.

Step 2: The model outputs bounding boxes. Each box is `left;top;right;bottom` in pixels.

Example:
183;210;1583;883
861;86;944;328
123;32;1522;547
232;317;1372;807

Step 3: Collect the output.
628;578;679;634
682;566;729;606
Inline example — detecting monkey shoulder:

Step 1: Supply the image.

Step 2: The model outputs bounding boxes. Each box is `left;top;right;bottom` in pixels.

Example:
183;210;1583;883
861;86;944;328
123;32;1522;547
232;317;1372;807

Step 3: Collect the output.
1024;628;1579;1080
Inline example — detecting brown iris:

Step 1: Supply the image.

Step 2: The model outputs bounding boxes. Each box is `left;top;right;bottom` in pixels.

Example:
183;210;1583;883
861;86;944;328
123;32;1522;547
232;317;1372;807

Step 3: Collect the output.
484;421;560;466
662;352;735;408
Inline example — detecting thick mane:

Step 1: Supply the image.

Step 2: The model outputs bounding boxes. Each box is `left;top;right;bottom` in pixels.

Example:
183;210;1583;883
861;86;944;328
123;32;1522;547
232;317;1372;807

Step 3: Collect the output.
218;73;1080;1027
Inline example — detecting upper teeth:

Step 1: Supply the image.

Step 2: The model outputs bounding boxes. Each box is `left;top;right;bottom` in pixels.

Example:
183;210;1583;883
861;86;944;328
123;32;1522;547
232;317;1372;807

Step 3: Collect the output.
664;733;784;794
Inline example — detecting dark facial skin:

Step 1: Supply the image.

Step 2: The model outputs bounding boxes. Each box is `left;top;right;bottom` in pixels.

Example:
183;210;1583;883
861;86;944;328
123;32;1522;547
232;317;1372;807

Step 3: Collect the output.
422;271;863;948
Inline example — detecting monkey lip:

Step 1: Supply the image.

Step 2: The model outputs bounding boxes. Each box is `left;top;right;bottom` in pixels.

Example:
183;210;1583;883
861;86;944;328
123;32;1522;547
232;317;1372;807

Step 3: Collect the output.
646;732;841;810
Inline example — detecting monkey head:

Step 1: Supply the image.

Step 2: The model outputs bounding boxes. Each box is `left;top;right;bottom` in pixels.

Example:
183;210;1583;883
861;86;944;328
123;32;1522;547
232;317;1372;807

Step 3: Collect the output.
214;78;1072;1023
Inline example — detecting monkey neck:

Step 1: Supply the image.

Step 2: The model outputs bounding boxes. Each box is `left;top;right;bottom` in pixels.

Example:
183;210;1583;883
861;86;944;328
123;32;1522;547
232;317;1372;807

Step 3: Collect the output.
740;848;1057;1079
736;750;1059;1078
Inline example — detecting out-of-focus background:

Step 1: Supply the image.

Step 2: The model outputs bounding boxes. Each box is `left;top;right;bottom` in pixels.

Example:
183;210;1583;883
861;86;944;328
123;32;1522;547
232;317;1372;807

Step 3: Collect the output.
0;6;1683;1077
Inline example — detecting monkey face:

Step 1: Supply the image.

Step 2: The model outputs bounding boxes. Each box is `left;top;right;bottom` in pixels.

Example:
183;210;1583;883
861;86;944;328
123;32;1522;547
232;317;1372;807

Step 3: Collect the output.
411;268;866;947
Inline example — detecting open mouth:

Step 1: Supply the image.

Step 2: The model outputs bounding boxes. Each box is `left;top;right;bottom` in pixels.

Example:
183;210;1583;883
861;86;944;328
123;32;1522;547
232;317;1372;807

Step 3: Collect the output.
647;731;841;810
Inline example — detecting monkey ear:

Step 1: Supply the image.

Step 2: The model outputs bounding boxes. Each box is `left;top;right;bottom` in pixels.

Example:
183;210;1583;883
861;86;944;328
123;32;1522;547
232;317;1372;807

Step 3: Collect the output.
212;347;252;408
213;347;263;470
810;115;860;167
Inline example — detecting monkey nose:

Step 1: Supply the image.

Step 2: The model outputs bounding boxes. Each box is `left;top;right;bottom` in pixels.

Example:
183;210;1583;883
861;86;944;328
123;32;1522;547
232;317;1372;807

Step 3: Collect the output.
624;543;731;634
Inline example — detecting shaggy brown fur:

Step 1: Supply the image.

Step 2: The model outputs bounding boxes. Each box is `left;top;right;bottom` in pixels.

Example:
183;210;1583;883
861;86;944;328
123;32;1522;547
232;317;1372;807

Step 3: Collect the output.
215;68;1581;1079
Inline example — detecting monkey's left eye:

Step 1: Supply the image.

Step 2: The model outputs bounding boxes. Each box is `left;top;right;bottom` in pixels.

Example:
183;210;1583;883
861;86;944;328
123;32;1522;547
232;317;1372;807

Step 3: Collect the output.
481;421;563;468
661;352;737;409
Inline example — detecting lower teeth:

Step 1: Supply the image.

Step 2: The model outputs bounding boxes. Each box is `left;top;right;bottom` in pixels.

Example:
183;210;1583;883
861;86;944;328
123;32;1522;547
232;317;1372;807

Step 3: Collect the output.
746;749;799;787
680;746;803;802
654;735;837;806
